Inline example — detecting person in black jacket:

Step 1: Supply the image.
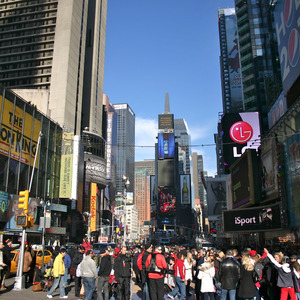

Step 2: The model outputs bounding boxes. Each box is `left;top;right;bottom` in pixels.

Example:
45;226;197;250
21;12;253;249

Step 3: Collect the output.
113;246;132;300
98;247;112;300
72;246;85;298
218;249;240;300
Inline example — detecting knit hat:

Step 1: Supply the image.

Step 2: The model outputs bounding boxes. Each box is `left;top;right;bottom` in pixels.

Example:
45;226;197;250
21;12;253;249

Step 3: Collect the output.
144;243;152;251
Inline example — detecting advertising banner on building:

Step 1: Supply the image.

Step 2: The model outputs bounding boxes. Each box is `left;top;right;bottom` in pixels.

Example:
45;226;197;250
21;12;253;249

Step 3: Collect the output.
158;114;174;130
206;177;227;218
225;11;243;111
0;95;41;167
261;139;279;201
158;133;175;159
223;203;282;232
284;133;300;227
59;129;74;198
274;0;300;97
158;159;175;187
180;174;191;205
222;112;261;172
150;175;157;205
90;183;97;232
126;192;134;205
157;187;176;217
268;91;287;129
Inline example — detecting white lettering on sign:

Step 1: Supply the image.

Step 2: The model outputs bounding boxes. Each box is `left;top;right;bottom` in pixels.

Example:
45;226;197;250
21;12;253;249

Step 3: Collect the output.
234;216;256;226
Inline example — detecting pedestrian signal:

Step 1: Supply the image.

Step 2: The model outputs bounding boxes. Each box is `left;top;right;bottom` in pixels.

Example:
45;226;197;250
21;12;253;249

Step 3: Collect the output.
16;215;27;227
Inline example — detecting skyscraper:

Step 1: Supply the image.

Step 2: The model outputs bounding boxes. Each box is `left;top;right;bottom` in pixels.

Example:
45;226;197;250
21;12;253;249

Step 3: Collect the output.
113;103;135;194
0;0;107;135
218;8;243;114
174;118;191;174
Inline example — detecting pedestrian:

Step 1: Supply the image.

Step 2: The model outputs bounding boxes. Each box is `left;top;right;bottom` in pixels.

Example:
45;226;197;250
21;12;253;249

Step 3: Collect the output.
238;254;257;300
72;246;85;298
47;248;68;299
139;243;153;291
114;246;132;300
63;248;71;287
98;247;112;300
132;247;141;286
15;244;33;288
1;239;18;290
264;248;297;300
0;241;7;290
80;249;98;300
197;253;216;300
184;251;194;296
195;248;205;300
167;251;186;300
218;249;240;300
82;238;91;254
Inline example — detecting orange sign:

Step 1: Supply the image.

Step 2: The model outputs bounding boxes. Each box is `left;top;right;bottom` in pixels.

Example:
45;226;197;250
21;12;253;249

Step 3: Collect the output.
90;183;97;232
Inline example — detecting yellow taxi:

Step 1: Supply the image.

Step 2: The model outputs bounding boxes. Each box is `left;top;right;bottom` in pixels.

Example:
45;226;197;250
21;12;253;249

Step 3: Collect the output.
9;249;52;275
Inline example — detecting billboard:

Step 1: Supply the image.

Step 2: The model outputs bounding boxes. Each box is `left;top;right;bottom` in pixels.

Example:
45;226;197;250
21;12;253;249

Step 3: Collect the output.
0;95;41;167
268;91;287;129
222;112;261;172
158;114;174;129
274;0;300;96
284;133;300;227
157;187;176;217
225;11;243;111
231;150;258;208
206;177;227;217
223;203;282;232
150;175;157;205
90;183;97;232
158;133;175;159
126;192;134;205
158;159;175;187
180;174;191;205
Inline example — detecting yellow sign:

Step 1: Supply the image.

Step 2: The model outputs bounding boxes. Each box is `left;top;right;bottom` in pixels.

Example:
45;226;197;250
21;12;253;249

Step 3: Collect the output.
0;95;41;166
90;183;97;232
59;129;74;198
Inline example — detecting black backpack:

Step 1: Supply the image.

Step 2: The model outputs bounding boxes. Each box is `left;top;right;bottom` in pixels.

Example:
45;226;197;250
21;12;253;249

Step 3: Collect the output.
146;253;162;273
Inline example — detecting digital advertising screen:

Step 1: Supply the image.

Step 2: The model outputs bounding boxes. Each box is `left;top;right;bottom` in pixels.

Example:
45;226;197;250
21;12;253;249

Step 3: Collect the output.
223;203;282;232
158;133;175;159
206;177;227;216
222;112;261;173
158;159;175;187
158;114;174;129
180;174;191;205
157;187;176;217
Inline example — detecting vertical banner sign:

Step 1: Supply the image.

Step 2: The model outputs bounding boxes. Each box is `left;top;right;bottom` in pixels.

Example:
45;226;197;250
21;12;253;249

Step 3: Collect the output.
0;95;41;167
59;129;74;198
90;183;97;232
180;174;191;204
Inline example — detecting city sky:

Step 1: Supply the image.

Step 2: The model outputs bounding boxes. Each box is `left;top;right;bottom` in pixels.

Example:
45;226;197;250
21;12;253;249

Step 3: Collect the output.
103;0;235;176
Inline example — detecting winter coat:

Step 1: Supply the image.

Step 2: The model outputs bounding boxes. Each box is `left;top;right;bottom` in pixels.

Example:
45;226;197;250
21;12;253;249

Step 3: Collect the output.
184;258;194;281
145;251;167;279
98;254;112;277
197;262;215;293
80;255;97;278
15;250;32;273
237;265;257;298
82;241;91;253
52;253;65;277
173;258;185;280
63;253;72;269
72;251;83;269
114;253;132;279
218;256;240;290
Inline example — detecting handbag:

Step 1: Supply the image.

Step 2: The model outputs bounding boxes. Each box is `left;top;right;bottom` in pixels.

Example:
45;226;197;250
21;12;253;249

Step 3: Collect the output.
69;267;76;276
32;282;43;292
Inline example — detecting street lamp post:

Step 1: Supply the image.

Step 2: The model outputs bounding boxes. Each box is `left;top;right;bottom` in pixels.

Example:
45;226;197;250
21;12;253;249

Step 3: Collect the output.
40;199;51;272
122;175;130;245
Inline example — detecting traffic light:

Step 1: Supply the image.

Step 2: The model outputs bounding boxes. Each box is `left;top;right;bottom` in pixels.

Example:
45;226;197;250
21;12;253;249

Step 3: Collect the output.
18;190;29;214
16;215;27;227
27;215;34;227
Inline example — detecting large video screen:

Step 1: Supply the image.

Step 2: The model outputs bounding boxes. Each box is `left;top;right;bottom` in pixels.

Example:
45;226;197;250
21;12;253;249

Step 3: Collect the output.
158;159;175;187
157;187;176;217
158;133;175;159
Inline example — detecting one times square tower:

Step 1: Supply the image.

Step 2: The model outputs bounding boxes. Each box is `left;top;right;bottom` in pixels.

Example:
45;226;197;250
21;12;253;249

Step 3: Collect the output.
152;94;193;243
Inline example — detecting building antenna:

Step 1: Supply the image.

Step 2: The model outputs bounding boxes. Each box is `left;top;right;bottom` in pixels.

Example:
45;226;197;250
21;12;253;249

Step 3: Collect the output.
164;92;170;114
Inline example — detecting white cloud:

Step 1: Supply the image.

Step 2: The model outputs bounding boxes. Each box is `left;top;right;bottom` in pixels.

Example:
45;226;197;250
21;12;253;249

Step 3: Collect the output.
135;117;157;161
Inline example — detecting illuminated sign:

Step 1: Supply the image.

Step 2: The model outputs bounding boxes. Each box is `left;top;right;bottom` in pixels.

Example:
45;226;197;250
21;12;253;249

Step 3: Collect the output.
158;133;175;159
90;183;97;232
158;114;174;129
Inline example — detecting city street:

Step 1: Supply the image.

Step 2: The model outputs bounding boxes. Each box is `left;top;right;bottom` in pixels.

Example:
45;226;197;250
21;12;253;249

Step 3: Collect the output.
0;276;196;299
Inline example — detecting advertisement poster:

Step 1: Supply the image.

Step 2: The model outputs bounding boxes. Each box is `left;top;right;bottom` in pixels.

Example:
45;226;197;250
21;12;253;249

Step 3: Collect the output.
157;187;176;217
180;174;191;205
206;178;227;217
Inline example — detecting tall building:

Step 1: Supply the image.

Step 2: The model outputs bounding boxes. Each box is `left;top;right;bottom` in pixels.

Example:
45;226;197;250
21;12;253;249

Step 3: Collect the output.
134;169;150;227
174;118;191;174
135;160;155;176
0;0;107;135
234;0;282;131
125;204;139;242
113;103;135;194
218;8;243;114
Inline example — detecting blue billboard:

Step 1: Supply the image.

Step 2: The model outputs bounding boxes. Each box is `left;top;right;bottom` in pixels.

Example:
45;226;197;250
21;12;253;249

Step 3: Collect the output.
158;133;175;159
274;0;300;95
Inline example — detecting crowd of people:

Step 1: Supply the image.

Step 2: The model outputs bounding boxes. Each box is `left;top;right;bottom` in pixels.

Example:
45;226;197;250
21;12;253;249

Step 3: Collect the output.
1;237;300;300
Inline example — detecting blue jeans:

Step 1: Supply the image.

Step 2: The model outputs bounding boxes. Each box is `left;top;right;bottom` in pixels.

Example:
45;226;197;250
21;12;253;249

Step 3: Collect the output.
220;289;236;300
169;276;186;300
83;277;96;300
64;267;69;286
48;275;65;297
296;292;300;300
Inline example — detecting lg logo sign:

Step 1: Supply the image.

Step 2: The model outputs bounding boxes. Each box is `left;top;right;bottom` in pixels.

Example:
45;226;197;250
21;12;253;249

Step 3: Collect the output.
229;121;254;157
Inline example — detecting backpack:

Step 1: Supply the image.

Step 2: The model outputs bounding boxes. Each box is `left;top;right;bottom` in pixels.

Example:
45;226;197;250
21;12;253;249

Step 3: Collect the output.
146;253;162;273
137;251;145;271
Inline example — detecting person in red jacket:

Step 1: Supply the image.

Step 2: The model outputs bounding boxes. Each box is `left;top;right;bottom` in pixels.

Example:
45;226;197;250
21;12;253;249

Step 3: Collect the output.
167;251;186;300
82;238;91;254
145;245;167;300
